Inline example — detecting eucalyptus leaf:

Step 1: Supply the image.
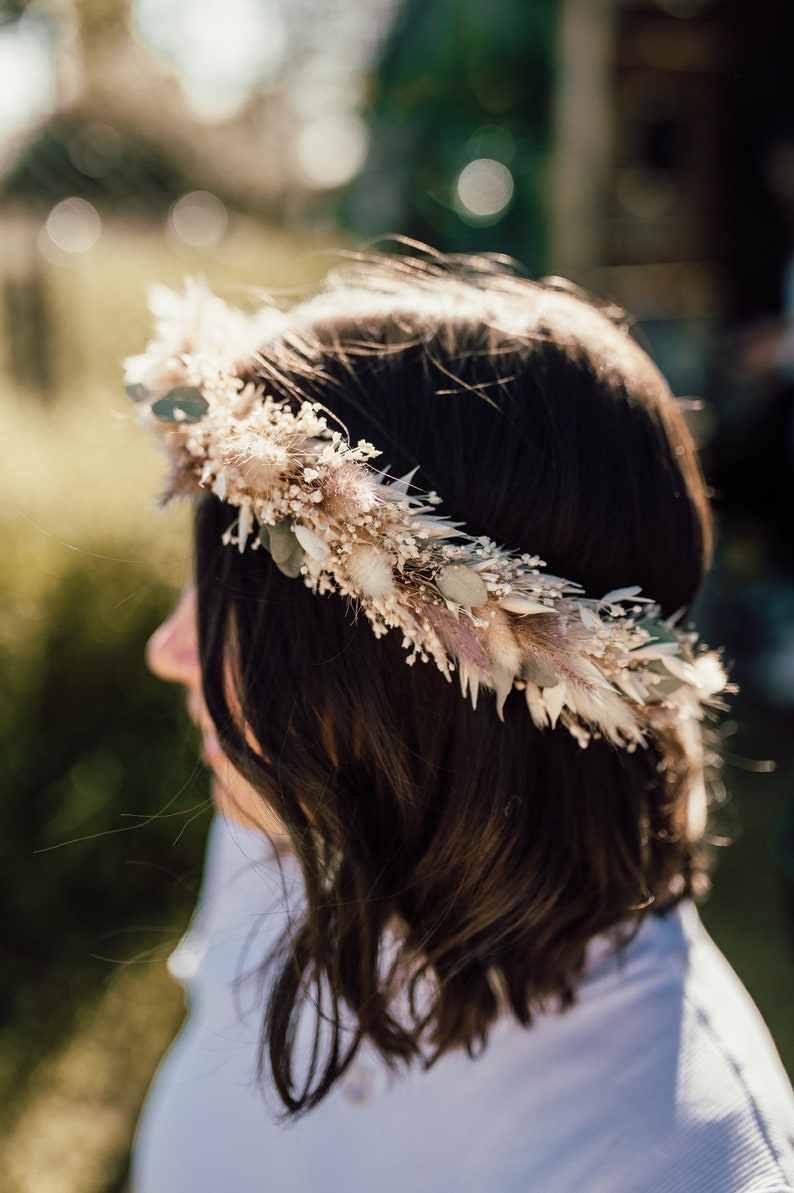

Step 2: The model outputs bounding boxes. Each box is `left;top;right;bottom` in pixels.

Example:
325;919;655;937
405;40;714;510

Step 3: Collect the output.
260;522;304;577
151;387;209;424
637;620;677;645
274;549;304;579
268;519;300;565
649;674;685;697
436;564;488;607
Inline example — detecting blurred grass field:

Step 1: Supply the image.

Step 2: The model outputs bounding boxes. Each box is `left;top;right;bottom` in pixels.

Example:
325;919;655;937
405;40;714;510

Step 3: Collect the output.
0;215;336;1191
0;214;792;1193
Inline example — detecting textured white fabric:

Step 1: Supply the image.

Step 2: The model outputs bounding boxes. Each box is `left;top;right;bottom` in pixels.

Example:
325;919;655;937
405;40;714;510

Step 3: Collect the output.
132;815;794;1193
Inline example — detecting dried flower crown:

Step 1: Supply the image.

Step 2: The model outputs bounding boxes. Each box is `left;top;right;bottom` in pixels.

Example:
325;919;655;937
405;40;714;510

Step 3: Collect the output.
125;280;729;750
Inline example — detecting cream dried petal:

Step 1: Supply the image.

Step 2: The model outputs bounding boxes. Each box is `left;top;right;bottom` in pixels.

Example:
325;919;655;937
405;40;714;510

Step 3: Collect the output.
600;585;643;605
524;682;549;730
658;655;699;685
691;652;728;696
629;642;681;660
294;523;330;562
543;682;567;729
237;503;252;554
579;606;603;631
500;594;554;615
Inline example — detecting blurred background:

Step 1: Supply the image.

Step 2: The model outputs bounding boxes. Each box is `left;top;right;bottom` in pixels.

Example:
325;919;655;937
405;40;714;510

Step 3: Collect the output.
1;0;792;1188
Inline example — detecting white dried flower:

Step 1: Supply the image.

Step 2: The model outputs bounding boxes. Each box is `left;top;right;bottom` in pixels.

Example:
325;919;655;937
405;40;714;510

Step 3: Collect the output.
345;545;395;600
127;281;732;749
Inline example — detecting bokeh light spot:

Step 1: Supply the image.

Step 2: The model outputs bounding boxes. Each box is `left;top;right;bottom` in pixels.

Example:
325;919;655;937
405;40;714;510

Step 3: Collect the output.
455;158;514;221
168;191;228;248
43;198;102;255
295;115;369;190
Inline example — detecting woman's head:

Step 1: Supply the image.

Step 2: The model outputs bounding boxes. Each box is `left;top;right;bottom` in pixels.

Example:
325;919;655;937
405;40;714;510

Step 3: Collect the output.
137;252;719;1113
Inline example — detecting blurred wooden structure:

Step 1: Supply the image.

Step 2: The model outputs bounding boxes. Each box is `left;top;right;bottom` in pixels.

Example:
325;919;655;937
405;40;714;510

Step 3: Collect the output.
550;0;794;324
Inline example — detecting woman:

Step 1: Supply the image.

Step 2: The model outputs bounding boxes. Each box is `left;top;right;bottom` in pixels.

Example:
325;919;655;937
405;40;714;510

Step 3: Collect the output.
128;253;794;1192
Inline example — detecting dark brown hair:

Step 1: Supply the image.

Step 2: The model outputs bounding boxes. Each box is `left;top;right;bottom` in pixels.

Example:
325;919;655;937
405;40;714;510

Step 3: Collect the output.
194;253;713;1115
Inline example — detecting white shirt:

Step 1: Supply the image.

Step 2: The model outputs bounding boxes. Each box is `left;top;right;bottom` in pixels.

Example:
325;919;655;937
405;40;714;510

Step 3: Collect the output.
132;815;794;1193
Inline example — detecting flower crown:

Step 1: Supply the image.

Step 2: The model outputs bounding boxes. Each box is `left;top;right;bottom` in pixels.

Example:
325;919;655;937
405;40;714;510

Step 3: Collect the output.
125;280;729;750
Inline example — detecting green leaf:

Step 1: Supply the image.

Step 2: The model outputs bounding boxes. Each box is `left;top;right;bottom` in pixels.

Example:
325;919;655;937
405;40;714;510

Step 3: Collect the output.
150;387;208;423
274;550;303;579
260;520;304;578
267;520;297;564
637;620;677;645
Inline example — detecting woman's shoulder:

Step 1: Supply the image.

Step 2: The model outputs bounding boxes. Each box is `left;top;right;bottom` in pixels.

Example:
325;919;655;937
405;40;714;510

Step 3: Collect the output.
144;837;794;1193
364;904;793;1193
672;904;794;1187
463;903;794;1192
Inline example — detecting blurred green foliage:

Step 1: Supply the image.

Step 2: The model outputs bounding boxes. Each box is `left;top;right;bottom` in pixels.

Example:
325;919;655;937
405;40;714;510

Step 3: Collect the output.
0;547;210;1092
342;0;559;272
0;217;331;1124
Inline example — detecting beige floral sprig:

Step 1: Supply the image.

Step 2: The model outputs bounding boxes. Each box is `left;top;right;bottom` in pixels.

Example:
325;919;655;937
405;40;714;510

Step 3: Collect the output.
125;281;729;749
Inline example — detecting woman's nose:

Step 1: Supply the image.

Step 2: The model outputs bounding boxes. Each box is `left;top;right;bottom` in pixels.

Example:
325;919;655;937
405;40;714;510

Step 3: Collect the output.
146;586;201;687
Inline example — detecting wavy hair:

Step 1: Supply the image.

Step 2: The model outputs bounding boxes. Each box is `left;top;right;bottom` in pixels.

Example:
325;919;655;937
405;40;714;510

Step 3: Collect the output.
194;251;714;1115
